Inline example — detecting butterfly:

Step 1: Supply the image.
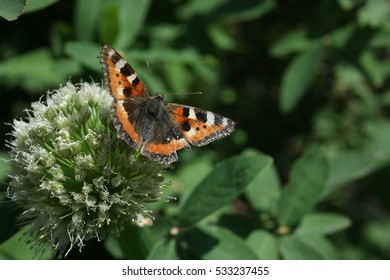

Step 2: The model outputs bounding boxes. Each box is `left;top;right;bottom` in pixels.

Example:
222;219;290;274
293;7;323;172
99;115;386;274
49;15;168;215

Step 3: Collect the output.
99;44;236;165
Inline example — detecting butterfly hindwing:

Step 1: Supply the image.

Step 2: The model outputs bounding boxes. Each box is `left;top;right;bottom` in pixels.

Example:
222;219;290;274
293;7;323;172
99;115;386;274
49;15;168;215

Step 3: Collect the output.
167;103;236;147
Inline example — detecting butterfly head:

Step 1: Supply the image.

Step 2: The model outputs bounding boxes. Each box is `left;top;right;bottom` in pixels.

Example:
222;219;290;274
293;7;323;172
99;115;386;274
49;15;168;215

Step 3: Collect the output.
148;94;165;117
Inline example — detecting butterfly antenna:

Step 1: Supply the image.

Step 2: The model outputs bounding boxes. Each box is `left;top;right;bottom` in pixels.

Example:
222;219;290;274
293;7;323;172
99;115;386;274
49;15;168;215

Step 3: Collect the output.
145;60;203;96
145;60;159;93
167;91;203;95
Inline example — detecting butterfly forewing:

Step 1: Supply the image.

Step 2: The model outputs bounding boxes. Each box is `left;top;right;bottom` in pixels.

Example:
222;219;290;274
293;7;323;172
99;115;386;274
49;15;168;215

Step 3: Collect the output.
100;44;149;100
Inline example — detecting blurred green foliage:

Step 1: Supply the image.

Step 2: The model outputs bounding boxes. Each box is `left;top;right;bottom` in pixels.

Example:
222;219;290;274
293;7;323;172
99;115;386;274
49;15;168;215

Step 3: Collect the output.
1;0;390;259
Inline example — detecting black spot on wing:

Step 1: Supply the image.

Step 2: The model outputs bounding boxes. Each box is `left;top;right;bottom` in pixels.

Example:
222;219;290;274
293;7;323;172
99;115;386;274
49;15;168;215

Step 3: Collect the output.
132;76;140;87
123;87;131;96
195;110;207;123
161;128;184;144
183;107;190;117
111;53;121;64
120;63;133;76
214;115;223;126
181;121;191;132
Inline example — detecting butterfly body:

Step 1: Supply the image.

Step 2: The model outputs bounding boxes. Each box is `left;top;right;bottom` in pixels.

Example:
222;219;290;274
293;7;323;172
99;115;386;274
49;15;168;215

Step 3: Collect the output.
100;44;235;165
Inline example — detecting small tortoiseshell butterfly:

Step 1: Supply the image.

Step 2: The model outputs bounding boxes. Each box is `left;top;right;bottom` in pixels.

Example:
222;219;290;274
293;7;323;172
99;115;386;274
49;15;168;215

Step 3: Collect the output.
99;44;235;165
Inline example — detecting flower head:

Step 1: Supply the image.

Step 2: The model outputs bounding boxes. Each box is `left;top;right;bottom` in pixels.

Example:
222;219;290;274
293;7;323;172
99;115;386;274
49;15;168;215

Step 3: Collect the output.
7;82;166;257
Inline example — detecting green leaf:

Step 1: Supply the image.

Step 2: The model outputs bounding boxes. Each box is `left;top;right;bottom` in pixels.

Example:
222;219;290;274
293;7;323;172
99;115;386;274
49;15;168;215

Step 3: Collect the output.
0;153;10;182
115;0;151;48
179;0;228;18
164;63;193;94
246;230;278;259
359;49;390;87
24;0;59;13
295;213;351;235
0;196;19;244
363;221;390;252
147;238;179;260
270;29;320;57
329;24;357;49
277;151;329;226
324;121;390;196
0;49;74;92
184;225;258;260
0;0;26;20
99;1;119;44
338;0;360;10
280;48;324;113
180;0;274;22
324;150;374;196
245;161;281;211
177;156;213;207
65;41;100;71
280;234;337;260
177;151;272;227
358;0;390;28
212;0;276;22
365;121;390;167
0;226;52;259
207;24;237;50
74;0;105;41
104;223;153;259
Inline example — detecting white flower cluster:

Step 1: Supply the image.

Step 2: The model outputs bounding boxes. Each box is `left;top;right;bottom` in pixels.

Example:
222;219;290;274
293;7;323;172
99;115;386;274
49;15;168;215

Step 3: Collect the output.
7;82;166;257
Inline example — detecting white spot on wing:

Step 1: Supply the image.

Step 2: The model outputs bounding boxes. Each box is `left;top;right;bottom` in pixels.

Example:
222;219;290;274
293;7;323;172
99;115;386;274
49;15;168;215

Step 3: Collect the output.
206;112;215;125
115;87;125;98
108;49;115;56
188;108;196;119
222;118;229;126
127;74;137;84
186;129;196;137
116;59;126;71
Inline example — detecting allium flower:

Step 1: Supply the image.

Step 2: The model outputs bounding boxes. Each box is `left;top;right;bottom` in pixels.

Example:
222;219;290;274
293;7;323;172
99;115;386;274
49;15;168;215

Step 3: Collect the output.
6;82;166;258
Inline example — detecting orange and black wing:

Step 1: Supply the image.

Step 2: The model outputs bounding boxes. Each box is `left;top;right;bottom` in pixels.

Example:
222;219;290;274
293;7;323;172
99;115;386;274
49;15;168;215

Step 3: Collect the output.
167;103;236;147
100;43;149;100
100;44;150;149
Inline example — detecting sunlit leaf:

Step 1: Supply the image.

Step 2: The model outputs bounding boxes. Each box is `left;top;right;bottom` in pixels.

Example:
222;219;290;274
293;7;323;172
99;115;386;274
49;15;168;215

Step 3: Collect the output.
74;0;105;41
280;48;324;113
338;0;360;10
246;230;278;259
65;41;100;71
115;0;151;48
245;161;281;211
147;238;179;260
324;121;390;196
0;0;26;20
0;153;10;182
270;29;320;57
0;49;75;93
24;0;58;13
0;226;52;260
358;0;390;28
177;151;272;227
280;234;337;259
184;225;258;259
277;151;329;226
104;223;154;259
295;213;351;235
99;1;119;45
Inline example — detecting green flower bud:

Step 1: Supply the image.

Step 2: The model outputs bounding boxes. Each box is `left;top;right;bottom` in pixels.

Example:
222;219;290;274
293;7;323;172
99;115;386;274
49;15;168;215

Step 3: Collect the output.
7;82;167;258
